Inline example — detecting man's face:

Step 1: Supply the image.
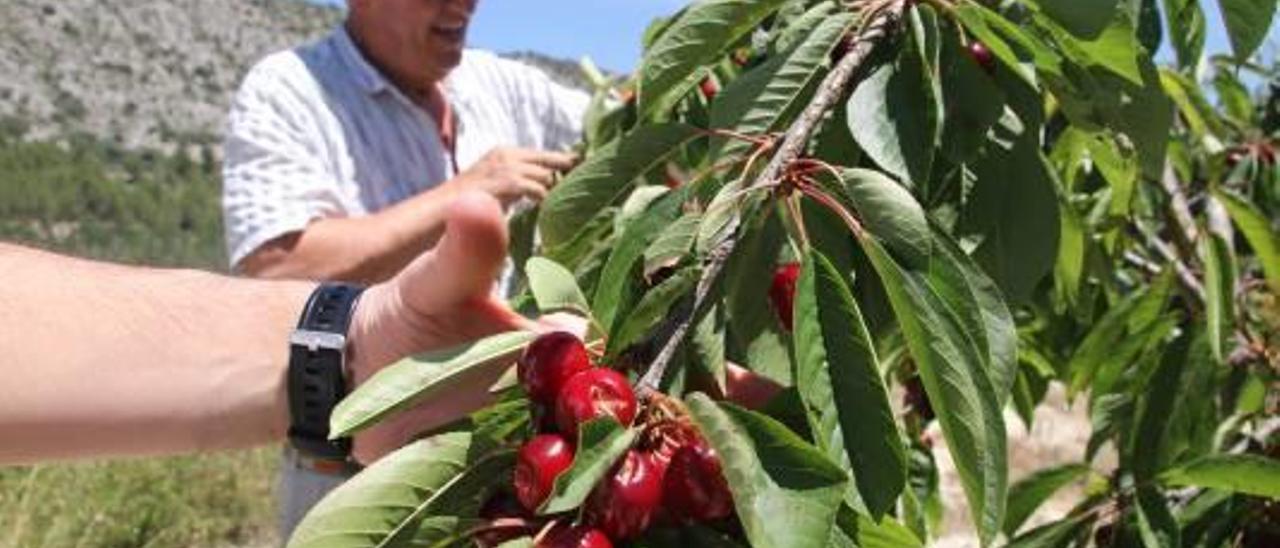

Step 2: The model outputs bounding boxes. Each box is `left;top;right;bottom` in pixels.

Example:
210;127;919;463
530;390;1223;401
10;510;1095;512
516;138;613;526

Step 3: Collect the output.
353;0;479;84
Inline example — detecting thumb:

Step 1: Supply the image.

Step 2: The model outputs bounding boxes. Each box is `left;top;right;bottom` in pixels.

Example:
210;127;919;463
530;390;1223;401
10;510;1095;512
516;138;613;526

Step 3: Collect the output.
395;191;509;312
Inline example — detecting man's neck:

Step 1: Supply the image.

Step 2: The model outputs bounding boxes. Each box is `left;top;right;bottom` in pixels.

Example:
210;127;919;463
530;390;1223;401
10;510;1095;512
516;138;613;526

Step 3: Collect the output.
343;22;454;145
344;22;438;105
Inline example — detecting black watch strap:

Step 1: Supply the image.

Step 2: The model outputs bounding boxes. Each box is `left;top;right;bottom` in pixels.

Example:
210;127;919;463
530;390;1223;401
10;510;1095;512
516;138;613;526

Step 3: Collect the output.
287;282;365;461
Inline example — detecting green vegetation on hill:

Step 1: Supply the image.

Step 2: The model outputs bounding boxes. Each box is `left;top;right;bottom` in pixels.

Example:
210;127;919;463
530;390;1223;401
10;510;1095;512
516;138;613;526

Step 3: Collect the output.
0;118;226;269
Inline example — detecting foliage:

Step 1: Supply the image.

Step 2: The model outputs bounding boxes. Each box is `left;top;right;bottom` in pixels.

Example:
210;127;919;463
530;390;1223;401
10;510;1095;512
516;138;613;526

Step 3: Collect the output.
0;118;226;269
295;0;1280;546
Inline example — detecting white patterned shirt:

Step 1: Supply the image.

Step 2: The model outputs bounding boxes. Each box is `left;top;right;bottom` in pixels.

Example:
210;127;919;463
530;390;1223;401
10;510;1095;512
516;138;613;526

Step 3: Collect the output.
221;27;589;267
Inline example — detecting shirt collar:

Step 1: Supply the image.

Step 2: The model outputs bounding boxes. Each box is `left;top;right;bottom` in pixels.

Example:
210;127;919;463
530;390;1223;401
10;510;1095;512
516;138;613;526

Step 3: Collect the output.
333;25;391;95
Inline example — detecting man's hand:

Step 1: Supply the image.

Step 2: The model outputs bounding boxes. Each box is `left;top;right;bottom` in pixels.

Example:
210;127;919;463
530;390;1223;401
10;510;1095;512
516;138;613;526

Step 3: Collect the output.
445;147;577;206
345;192;533;463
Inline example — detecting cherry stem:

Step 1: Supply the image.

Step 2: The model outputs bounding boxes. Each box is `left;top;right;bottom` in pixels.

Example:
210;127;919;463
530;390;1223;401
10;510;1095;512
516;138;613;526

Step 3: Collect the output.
797;177;866;239
697;127;776;147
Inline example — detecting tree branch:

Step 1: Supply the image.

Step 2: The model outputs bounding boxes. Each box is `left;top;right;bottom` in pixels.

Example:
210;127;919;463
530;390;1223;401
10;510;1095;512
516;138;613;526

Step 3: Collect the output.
638;1;905;393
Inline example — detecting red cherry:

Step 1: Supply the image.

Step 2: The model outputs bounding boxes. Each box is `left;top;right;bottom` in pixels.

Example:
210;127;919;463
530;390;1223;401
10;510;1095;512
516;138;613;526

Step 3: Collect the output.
586;451;665;539
554;368;638;436
663;437;734;522
1227;146;1249;169
514;434;576;511
768;262;801;332
538;524;613;548
519;332;592;404
967;41;996;74
700;77;719;100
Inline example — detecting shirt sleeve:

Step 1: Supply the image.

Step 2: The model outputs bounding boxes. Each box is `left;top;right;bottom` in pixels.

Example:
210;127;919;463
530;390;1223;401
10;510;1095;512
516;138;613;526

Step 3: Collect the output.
221;59;345;269
493;58;590;152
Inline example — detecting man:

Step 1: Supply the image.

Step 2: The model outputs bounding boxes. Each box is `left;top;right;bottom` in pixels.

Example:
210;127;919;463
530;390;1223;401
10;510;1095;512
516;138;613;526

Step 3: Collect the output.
221;0;591;533
222;0;587;284
0;193;523;466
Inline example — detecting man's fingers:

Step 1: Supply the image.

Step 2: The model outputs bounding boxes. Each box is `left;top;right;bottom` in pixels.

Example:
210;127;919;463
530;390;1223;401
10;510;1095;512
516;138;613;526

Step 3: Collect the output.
511;148;578;171
533;150;579;171
517;164;557;187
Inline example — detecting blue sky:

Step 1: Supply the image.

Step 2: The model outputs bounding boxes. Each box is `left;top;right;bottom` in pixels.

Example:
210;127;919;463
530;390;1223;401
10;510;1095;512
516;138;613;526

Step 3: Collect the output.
310;1;1275;73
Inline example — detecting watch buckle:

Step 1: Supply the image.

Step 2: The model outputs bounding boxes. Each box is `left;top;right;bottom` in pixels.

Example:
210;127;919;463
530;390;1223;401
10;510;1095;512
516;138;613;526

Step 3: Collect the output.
290;329;347;352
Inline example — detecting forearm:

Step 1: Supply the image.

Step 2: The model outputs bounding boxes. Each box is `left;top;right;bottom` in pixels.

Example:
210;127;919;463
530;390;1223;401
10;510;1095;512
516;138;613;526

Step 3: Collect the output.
0;244;312;464
241;183;464;284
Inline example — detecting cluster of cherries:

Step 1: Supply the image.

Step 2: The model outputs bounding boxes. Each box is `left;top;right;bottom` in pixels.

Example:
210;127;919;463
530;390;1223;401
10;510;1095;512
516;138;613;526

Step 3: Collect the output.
491;332;734;547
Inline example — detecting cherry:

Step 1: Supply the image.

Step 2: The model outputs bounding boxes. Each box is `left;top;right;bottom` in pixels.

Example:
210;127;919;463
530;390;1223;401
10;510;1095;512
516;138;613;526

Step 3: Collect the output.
967;41;996;74
1258;142;1277;166
554;368;638;436
514;434;576;511
519;332;592;405
903;375;935;422
474;490;537;547
586;450;666;540
700;77;719;100
1227;146;1249;169
768;262;801;332
538;524;613;548
662;437;734;522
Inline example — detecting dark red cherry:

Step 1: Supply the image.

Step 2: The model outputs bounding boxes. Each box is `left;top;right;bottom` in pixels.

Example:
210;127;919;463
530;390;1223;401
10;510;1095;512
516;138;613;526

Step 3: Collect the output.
514;434;575;511
519;332;592;404
554;368;638;436
769;262;801;332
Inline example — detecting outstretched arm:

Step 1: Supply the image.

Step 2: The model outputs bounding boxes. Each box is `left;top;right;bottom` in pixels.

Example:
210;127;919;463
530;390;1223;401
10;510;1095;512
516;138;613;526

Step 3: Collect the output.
0;192;529;465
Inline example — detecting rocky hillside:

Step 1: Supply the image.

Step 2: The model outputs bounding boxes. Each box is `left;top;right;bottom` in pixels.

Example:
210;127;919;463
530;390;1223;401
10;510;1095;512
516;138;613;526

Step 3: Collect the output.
0;0;343;150
0;0;587;153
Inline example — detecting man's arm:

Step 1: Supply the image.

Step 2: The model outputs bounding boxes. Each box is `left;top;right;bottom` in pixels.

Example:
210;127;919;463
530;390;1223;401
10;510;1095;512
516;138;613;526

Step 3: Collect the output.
238;147;576;285
0;192;530;465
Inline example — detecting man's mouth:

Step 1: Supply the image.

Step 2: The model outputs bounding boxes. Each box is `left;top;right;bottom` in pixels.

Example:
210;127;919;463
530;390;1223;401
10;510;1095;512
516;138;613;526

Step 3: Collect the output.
431;23;466;42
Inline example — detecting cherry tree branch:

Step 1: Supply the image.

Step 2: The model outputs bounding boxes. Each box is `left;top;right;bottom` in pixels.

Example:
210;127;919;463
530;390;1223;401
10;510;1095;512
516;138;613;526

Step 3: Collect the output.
638;1;905;393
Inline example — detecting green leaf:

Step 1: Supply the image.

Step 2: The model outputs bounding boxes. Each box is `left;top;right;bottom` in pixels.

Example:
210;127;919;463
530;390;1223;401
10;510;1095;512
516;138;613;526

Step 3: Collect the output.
832;505;924;548
859;237;1008;545
1213;187;1280;293
592;187;688;330
939;27;1006;163
637;0;790;120
540;419;637;514
643;212;701;278
330;331;535;438
712;10;855;158
526;257;591;317
964;123;1061;303
794;250;906;519
607;267;698;357
1027;0;1119;39
846;17;939;187
928;229;1020;406
724;211;794;384
1218;0;1277;61
1135;486;1181;548
1003;464;1090;536
1129;334;1192;482
1005;512;1096;548
1201;233;1237;364
538;123;699;248
1160;0;1206;68
685;394;848;548
1043;10;1145;86
287;432;511;548
1161;454;1280;498
836;168;931;266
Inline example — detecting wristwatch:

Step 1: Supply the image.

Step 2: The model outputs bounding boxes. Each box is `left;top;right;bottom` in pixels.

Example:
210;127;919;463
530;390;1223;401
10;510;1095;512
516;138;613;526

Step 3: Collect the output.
287;282;365;463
